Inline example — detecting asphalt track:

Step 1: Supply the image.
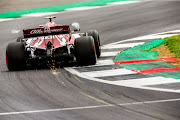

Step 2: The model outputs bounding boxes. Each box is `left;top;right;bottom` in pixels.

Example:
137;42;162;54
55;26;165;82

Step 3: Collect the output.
0;1;180;120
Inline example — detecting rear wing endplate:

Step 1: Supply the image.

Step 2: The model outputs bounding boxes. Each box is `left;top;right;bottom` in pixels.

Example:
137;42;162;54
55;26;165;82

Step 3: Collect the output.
23;25;70;38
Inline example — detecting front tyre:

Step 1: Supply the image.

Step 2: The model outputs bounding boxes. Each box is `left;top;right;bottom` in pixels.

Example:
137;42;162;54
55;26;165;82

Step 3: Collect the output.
6;42;26;71
75;36;97;66
86;30;101;58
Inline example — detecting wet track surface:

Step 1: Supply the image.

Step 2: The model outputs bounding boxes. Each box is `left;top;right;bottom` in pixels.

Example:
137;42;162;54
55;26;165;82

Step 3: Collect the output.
0;1;180;120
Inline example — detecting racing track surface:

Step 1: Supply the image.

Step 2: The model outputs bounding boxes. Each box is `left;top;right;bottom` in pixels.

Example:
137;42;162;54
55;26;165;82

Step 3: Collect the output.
0;1;180;120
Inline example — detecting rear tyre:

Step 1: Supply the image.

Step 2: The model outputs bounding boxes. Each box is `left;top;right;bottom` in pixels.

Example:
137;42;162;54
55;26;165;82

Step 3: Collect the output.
6;42;26;71
75;36;97;66
86;30;101;58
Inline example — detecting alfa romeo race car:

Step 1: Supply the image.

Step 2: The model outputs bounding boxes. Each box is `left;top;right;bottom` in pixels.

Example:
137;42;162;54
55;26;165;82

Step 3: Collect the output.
6;16;101;71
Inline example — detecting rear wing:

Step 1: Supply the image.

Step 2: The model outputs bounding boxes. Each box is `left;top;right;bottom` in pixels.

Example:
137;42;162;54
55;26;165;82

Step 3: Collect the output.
23;25;70;38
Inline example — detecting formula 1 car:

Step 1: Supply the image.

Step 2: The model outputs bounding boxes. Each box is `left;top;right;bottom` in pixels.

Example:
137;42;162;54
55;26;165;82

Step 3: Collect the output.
6;16;101;71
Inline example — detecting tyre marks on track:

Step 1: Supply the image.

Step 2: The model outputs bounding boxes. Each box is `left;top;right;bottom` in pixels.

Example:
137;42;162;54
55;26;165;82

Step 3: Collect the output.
65;30;180;93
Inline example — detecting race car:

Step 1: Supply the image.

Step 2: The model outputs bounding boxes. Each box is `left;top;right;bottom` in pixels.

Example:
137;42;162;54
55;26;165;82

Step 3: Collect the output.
6;16;101;71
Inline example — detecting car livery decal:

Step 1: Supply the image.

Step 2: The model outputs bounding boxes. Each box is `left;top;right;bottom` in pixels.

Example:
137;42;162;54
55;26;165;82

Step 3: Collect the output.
28;34;71;49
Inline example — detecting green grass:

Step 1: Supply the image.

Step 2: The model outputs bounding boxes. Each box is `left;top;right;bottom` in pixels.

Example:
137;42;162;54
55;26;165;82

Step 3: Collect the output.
164;35;180;59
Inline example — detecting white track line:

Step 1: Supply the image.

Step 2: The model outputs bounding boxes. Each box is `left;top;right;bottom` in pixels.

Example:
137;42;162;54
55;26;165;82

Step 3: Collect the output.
128;34;178;41
112;77;180;87
82;68;137;78
101;51;120;57
71;59;115;69
157;30;180;34
108;1;141;6
0;98;179;116
101;42;144;49
108;34;178;45
95;59;115;66
22;12;59;17
0;18;14;22
66;6;101;11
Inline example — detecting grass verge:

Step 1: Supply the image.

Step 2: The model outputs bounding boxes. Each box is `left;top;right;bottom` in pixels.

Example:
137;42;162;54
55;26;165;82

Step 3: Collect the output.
151;35;180;67
164;35;180;59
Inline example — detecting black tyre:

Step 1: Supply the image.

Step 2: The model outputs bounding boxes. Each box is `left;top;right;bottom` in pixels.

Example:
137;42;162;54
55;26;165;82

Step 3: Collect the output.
6;42;26;71
16;36;24;42
75;36;97;65
86;30;101;58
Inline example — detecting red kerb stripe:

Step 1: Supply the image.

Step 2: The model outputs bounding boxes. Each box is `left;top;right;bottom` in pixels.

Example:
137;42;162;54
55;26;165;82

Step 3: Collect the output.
114;58;178;64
